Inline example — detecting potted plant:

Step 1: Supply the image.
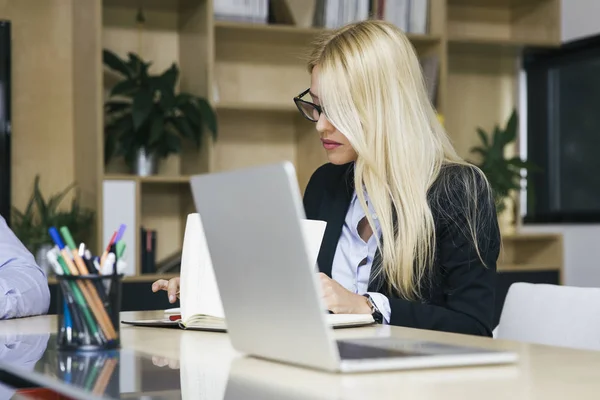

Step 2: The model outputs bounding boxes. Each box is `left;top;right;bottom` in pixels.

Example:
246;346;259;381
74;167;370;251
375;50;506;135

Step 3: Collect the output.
469;109;538;228
103;50;217;175
11;175;95;275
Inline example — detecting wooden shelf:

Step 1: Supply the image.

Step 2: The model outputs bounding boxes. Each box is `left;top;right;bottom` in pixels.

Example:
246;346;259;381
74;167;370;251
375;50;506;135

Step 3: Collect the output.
216;101;297;113
448;36;560;47
214;20;442;46
48;273;179;285
498;263;561;273
501;233;562;241
104;175;192;184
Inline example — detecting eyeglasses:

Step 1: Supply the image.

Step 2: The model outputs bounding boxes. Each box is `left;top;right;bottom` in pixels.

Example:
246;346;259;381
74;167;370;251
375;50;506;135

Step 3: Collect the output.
293;88;322;122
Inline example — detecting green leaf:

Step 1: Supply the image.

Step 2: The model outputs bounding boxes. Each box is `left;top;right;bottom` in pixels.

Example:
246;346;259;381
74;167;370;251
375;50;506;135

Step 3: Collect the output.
179;102;202;131
47;182;76;214
165;134;181;154
476;128;489;148
151;75;176;110
506;157;530;169
102;49;133;78
160;63;178;92
171;117;197;144
470;147;487;157
196;97;217;139
504;109;518;144
110;80;138;97
149;113;165;146
33;177;47;224
132;87;154;131
105;100;131;113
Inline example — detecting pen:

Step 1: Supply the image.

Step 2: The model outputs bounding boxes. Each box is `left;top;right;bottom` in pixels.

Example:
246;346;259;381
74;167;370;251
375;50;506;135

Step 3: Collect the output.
100;231;118;266
114;224;127;243
64;302;73;345
50;227;116;342
59;226;118;341
49;247;104;345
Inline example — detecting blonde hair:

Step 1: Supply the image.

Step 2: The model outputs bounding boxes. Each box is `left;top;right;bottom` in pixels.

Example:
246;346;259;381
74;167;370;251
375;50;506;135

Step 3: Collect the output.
308;20;492;300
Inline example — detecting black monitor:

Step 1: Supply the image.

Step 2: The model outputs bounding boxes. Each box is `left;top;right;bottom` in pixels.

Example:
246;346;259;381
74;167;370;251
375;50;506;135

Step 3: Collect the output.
0;21;10;225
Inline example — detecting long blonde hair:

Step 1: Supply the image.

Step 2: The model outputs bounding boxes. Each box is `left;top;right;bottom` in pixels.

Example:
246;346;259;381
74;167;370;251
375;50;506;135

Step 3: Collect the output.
308;20;491;300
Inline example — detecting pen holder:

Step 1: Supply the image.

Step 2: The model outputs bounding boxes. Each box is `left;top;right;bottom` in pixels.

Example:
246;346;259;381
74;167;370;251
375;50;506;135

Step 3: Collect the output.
56;273;123;351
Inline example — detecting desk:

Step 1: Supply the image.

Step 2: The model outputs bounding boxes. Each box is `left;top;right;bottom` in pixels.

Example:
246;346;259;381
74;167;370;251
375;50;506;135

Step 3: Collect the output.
0;311;597;399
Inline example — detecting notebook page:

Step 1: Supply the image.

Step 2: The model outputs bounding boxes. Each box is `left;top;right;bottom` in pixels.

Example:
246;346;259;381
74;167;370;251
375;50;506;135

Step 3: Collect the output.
179;213;225;322
301;219;327;270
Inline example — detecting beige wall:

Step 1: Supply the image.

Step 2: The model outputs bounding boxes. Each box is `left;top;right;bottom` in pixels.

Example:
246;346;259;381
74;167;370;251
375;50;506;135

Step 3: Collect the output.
0;0;100;215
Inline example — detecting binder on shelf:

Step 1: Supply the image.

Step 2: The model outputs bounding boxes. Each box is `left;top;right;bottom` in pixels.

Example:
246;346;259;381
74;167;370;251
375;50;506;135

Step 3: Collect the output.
140;227;157;275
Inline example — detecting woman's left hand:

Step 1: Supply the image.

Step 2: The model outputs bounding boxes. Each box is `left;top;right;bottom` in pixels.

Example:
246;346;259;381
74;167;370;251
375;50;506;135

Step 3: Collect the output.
319;273;372;314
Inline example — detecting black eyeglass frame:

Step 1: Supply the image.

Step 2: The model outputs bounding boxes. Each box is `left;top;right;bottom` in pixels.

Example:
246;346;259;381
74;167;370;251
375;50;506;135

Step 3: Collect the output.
293;88;322;122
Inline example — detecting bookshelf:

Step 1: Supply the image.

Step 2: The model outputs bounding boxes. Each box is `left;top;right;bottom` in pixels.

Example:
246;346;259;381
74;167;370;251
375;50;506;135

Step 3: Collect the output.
8;0;563;286
100;0;563;281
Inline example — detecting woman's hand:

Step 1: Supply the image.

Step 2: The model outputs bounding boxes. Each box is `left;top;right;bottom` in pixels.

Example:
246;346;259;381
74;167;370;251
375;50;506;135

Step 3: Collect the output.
319;273;372;314
152;277;180;303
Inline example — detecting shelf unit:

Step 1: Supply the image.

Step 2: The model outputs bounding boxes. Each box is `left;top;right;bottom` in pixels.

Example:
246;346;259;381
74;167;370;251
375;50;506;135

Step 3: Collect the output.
10;0;562;282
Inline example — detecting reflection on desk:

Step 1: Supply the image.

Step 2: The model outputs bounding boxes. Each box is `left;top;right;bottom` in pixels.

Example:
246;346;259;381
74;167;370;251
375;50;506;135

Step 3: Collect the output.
0;333;49;399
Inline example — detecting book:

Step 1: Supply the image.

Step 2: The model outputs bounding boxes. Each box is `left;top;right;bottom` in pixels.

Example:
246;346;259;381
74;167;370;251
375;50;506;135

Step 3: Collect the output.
122;214;375;331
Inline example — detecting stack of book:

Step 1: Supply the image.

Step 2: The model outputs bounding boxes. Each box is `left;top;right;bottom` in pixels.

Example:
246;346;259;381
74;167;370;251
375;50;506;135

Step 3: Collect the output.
375;0;429;34
313;0;370;29
214;0;269;24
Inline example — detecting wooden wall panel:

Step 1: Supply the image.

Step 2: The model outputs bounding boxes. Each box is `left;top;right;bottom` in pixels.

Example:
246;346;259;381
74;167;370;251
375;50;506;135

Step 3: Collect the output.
1;0;76;210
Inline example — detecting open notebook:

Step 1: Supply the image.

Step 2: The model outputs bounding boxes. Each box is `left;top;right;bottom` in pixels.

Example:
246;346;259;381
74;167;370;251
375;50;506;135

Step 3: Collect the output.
122;213;375;332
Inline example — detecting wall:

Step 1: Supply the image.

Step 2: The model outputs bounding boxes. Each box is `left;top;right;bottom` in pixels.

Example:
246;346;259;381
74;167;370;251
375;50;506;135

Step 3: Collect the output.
0;0;76;209
561;0;600;43
0;0;100;230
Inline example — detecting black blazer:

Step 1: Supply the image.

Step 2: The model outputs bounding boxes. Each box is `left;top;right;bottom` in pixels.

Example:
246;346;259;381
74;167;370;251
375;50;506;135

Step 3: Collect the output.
303;162;500;336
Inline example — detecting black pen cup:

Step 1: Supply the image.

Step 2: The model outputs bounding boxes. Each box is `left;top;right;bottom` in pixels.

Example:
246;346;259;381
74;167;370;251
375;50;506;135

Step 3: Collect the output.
56;273;123;351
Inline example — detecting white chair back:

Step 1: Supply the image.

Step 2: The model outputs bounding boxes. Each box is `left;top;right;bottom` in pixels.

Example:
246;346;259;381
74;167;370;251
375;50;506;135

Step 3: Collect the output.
495;282;600;351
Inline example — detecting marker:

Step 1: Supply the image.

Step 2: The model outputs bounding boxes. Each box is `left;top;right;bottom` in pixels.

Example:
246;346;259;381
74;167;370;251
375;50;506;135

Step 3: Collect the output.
114;224;127;242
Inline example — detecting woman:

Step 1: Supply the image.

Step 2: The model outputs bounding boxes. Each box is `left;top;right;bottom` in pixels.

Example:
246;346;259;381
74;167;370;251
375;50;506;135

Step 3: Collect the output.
153;20;500;336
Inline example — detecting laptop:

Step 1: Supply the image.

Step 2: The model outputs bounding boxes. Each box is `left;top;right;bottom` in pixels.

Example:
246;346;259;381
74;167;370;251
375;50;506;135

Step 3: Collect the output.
189;162;518;373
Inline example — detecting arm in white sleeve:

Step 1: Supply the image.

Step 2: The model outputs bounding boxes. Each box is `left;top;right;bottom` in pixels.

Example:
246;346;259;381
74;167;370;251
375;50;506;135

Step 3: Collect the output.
0;216;50;319
366;292;391;325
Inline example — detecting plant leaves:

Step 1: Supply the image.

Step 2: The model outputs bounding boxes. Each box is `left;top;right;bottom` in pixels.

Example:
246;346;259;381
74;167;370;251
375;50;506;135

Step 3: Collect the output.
160;63;178;92
132;87;154;131
33;177;47;225
504;109;518;144
102;49;133;78
149;113;165;146
104;100;131;113
171;117;197;145
110;80;138;97
476;128;489;148
196;97;218;140
47;182;76;214
179;102;202;131
165;134;181;154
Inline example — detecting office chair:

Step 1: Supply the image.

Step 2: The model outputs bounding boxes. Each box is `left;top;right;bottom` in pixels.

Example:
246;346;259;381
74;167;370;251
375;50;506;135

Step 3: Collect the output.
494;282;600;351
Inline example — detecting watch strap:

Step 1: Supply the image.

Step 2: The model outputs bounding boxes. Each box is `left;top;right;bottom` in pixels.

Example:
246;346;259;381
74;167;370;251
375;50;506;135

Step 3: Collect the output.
363;294;384;324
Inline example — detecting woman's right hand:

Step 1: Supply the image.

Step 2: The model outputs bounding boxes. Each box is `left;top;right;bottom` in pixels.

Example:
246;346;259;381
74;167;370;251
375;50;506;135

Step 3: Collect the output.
152;277;180;304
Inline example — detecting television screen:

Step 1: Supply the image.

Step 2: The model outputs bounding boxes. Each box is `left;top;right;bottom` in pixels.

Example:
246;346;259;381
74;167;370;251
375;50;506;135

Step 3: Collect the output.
0;21;10;225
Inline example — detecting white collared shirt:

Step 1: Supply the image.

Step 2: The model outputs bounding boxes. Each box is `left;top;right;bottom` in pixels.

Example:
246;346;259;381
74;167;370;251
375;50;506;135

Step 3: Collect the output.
331;190;391;323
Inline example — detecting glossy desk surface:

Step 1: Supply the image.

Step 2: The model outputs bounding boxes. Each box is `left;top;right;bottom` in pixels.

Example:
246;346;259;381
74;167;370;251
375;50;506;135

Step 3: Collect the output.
0;310;598;399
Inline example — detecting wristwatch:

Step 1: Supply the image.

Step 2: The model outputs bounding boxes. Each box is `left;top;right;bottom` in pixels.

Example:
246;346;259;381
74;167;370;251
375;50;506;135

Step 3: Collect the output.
363;294;384;324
